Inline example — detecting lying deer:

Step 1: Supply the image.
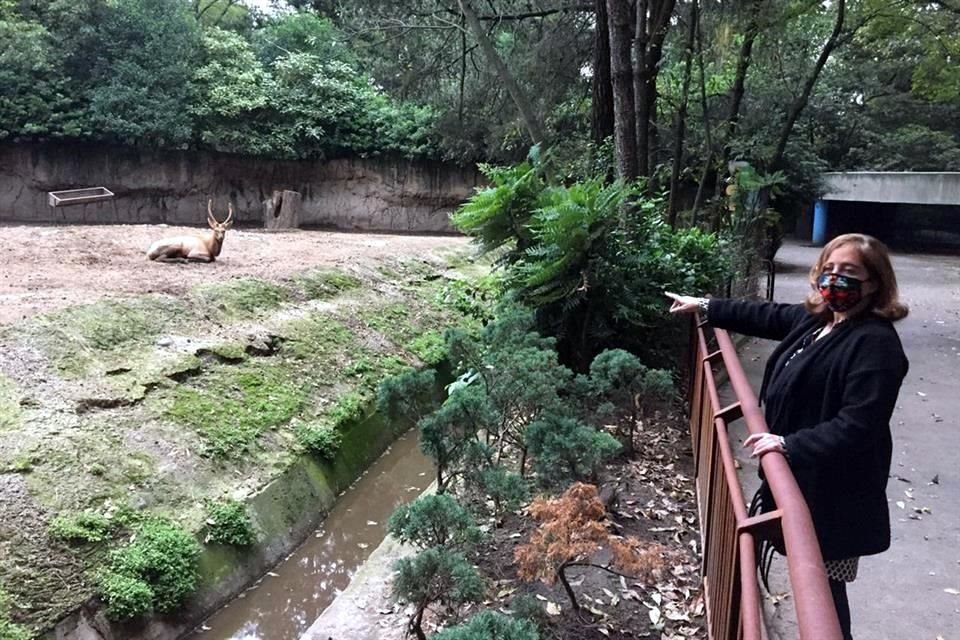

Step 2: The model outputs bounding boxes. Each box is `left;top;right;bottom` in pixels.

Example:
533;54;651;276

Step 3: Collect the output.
147;200;234;262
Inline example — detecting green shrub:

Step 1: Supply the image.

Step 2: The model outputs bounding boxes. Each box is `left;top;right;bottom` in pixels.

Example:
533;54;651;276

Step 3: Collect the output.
481;467;529;518
204;500;256;546
377;368;437;424
387;494;481;550
510;594;549;626
393;548;485;640
97;571;154;621
99;518;201;619
49;511;115;544
525;415;620;487
432;610;540;640
295;422;343;460
406;330;446;365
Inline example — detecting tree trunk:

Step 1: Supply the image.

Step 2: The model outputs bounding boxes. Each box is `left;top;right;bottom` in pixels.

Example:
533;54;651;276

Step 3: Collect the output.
458;0;546;144
606;0;638;179
557;562;582;611
634;0;677;180
668;0;698;227
691;7;714;224
770;0;846;168
591;0;615;146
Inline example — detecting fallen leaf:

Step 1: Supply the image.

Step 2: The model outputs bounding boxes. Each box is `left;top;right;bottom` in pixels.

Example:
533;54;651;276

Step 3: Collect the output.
944;588;960;596
366;520;378;526
598;628;610;637
649;607;662;625
896;501;906;510
546;601;562;616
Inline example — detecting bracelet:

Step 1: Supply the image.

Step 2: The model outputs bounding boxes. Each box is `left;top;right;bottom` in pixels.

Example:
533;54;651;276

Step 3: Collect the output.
697;298;709;317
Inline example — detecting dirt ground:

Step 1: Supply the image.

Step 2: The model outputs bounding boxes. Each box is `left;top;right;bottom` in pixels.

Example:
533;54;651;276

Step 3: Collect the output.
0;224;471;325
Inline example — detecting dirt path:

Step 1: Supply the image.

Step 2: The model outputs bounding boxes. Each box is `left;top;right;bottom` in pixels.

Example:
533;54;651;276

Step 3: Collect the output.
0;224;471;324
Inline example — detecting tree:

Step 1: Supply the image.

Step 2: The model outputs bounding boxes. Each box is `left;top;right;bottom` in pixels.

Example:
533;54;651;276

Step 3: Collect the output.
387;494;482;550
587;349;673;455
515;483;670;612
525;415;620;486
393;548;485;640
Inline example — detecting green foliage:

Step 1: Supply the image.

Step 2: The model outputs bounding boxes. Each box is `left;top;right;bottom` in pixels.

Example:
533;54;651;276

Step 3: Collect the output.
99;518;201;619
434;276;501;324
193;278;287;320
83;0;201;147
451;162;544;256
418;384;494;493
295;422;343;460
166;363;305;457
387;494;481;550
526;415;620;488
432;611;540;640
509;594;549;627
204;500;256;547
406;330;447;365
0;587;30;640
480;466;529;518
48;511;115;545
453;165;729;369
280;314;355;360
392;548;485;639
377;368;438;424
96;571;154;621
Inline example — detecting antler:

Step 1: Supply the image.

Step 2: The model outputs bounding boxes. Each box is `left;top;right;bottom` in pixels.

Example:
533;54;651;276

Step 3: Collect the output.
207;198;217;225
225;202;234;225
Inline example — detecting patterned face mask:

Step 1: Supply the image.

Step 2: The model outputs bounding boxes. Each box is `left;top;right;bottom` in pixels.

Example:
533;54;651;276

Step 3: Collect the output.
817;273;864;312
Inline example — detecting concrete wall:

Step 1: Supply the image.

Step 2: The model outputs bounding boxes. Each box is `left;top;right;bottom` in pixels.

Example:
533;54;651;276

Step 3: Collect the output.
822;171;960;206
0;142;482;232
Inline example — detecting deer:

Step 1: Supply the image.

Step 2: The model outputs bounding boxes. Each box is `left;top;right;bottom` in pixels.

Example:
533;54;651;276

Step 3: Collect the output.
147;200;234;262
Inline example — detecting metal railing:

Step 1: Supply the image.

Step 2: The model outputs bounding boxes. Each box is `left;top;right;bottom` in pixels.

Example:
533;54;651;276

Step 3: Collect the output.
687;316;843;640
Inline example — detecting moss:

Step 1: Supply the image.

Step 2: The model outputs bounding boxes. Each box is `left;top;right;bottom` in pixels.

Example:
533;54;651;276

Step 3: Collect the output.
201;343;248;362
192;278;287;320
0;587;30;640
35;296;183;376
0;376;20;432
279;313;355;361
357;302;417;344
164;362;306;458
293;269;362;300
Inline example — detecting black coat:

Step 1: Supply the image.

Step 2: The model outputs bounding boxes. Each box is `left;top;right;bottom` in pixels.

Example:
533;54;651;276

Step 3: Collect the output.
707;298;909;560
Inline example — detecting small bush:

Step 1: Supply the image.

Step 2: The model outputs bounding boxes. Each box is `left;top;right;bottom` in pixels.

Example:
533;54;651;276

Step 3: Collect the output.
393;547;485;640
387;494;481;550
406;330;447;365
295;422;343;460
99;518;201;619
481;467;529;517
97;571;154;621
49;511;115;545
525;415;620;487
510;594;548;626
432;610;540;640
204;500;256;547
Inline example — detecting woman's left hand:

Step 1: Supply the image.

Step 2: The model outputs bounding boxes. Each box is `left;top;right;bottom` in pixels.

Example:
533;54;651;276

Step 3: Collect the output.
744;433;787;458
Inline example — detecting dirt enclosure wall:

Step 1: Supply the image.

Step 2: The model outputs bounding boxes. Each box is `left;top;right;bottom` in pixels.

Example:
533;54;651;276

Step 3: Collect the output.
0;142;481;232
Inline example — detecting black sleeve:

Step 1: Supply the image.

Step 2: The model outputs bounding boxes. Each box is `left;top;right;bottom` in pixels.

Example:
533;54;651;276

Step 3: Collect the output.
707;299;810;341
783;334;907;466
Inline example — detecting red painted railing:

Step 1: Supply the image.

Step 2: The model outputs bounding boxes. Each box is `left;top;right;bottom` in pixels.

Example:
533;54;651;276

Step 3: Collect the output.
687;317;843;640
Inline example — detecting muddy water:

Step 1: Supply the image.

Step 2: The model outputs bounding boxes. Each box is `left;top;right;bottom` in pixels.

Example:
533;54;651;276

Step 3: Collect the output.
188;431;431;640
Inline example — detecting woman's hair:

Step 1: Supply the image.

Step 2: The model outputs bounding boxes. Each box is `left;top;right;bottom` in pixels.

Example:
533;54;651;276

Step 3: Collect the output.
805;233;909;321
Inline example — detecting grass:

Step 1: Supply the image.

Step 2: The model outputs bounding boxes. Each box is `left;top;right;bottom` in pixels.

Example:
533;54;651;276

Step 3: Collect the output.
0;376;20;432
406;329;447;365
192;278;287;320
293;269;362;300
165;362;306;458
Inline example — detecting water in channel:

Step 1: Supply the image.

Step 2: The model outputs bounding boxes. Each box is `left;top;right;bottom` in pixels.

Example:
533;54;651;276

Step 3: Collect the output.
188;430;431;640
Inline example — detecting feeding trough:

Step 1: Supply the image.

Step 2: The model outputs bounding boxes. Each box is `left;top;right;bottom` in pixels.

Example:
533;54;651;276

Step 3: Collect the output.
48;187;115;208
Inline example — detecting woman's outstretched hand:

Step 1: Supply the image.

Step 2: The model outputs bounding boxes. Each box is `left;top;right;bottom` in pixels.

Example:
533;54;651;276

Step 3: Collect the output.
744;433;786;458
665;292;702;315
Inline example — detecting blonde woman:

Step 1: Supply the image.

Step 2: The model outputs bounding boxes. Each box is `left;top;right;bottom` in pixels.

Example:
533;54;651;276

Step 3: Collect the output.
667;233;909;640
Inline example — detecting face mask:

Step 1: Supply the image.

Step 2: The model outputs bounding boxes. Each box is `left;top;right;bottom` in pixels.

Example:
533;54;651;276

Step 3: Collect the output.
817;273;865;312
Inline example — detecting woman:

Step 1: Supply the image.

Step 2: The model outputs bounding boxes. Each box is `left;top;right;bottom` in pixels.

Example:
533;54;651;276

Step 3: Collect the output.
666;233;909;640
